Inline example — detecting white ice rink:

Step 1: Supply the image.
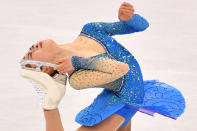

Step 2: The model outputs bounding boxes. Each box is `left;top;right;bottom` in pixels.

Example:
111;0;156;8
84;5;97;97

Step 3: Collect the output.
0;0;196;130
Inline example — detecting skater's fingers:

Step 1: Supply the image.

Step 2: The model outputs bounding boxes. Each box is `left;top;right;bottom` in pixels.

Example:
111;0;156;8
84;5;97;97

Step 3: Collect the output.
59;70;65;74
54;63;65;70
55;58;66;64
57;68;66;74
54;65;61;70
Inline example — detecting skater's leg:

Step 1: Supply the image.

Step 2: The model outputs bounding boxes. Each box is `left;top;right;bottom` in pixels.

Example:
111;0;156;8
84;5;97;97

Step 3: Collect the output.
77;114;125;131
43;108;64;131
117;120;131;131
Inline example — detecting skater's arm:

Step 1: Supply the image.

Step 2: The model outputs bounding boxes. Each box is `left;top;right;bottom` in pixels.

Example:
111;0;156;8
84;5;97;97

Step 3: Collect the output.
44;109;64;131
81;2;149;36
69;56;129;90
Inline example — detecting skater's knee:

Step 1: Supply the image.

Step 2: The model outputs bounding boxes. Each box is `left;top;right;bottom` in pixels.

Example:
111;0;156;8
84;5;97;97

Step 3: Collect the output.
76;125;99;131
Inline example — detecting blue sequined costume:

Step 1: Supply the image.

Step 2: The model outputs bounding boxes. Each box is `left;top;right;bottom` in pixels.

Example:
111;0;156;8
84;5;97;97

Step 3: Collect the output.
69;14;186;127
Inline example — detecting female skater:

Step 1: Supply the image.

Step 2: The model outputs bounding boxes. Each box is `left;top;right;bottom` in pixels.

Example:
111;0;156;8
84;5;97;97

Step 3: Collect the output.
20;2;186;131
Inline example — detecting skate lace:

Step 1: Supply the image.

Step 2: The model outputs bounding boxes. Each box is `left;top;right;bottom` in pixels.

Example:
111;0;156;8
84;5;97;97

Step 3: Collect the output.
28;79;46;107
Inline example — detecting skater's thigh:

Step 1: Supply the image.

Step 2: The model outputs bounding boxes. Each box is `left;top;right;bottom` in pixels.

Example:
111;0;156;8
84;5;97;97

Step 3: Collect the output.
76;114;125;131
117;120;131;131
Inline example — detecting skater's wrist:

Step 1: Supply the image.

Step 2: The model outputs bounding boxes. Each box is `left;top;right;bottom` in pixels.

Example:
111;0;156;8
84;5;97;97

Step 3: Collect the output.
71;56;89;71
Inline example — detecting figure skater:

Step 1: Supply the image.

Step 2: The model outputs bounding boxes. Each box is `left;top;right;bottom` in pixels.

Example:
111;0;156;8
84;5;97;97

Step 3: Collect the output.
19;2;186;131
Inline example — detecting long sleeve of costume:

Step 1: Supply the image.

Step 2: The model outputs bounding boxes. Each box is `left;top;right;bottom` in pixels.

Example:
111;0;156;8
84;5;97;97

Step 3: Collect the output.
69;55;129;90
81;14;149;36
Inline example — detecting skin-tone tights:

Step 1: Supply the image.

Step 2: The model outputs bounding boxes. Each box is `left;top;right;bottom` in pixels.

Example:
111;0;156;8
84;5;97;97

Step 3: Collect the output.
43;109;132;131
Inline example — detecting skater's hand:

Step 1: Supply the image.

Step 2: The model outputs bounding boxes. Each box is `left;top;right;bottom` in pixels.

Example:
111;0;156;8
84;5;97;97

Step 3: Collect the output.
53;56;75;74
118;2;135;21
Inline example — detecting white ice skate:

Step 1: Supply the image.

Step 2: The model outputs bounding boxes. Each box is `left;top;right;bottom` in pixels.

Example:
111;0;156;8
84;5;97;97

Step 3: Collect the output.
19;59;67;110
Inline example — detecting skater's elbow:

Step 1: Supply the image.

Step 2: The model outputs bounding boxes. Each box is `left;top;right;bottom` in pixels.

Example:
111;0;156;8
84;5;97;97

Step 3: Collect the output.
123;63;130;74
138;21;149;31
117;63;130;76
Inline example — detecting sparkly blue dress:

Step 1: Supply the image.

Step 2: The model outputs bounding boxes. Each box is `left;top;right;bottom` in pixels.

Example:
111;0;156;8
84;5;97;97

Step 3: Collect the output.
69;14;186;127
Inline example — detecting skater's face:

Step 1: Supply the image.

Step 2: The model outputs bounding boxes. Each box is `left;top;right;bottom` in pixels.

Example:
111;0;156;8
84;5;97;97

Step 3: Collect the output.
23;40;57;74
24;39;57;61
